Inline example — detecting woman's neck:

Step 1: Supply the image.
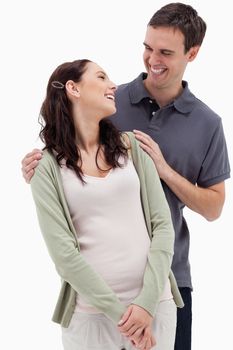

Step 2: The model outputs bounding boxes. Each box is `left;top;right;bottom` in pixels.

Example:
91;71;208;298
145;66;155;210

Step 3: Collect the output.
73;109;101;153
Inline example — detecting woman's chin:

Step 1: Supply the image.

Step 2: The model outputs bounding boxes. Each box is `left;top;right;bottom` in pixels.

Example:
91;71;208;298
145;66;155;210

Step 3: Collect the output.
103;106;117;118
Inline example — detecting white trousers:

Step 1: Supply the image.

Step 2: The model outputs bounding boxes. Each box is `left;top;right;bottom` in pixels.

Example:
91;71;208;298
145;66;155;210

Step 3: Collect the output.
62;299;177;350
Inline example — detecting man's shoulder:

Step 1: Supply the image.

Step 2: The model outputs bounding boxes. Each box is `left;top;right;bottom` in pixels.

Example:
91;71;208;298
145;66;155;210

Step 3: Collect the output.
116;79;133;95
180;82;221;124
116;73;143;95
115;81;132;108
193;97;221;126
184;87;221;127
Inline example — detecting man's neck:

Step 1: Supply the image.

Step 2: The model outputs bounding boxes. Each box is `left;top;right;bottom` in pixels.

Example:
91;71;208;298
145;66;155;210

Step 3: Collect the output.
143;79;184;108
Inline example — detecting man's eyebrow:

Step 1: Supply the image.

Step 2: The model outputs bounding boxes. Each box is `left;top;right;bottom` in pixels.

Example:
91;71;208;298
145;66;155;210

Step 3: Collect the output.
143;42;175;54
161;48;175;53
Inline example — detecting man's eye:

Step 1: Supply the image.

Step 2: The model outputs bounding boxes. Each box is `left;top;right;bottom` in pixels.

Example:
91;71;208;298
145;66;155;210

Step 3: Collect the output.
162;51;172;56
99;75;105;80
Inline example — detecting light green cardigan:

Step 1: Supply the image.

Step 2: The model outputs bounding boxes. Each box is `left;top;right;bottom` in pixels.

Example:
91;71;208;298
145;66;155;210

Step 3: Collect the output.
31;132;184;328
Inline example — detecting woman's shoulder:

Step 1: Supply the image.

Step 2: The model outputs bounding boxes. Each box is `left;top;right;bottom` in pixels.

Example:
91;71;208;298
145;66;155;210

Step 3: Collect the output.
121;131;145;155
120;131;138;148
122;132;157;171
35;149;58;174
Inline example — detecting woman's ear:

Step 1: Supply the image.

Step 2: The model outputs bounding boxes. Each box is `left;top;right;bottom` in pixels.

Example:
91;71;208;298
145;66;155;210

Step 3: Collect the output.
66;80;80;97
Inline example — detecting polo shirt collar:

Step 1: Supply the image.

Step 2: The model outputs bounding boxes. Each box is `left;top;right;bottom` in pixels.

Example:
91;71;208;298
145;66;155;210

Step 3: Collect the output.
129;73;196;114
129;73;151;103
173;81;197;114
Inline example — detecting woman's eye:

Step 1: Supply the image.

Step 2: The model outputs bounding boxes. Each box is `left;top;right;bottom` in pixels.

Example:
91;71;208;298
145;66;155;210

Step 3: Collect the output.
99;75;105;80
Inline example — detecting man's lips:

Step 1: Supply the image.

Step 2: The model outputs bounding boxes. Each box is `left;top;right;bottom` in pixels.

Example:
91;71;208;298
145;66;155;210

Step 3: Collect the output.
150;67;167;75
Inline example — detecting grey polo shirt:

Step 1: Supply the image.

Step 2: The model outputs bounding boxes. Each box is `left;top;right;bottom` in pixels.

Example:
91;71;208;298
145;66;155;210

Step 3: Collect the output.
109;73;230;289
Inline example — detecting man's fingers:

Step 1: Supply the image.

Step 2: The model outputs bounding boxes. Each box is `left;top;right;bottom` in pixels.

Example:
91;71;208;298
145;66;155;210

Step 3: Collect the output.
24;169;35;184
21;149;42;164
21;149;43;183
134;132;151;144
139;142;152;154
23;159;40;173
28;148;43;156
133;129;150;139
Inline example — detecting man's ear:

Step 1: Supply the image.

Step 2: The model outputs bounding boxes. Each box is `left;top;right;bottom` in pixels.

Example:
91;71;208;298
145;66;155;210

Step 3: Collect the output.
187;46;200;62
66;80;80;97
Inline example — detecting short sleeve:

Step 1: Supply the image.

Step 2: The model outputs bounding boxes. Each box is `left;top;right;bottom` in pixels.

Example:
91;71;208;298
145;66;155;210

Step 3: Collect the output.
197;119;230;187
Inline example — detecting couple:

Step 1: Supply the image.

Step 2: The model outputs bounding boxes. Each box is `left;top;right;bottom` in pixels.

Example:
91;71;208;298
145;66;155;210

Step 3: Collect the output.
23;3;230;350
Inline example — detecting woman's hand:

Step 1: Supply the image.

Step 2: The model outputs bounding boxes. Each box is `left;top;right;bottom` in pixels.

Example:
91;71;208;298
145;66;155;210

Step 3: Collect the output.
118;304;156;349
132;326;156;350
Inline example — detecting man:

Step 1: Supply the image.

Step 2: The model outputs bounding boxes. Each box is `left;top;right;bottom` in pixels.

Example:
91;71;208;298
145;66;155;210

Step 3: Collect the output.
22;3;230;349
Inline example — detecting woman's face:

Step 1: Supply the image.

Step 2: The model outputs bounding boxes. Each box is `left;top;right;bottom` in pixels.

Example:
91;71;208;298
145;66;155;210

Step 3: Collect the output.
76;62;117;118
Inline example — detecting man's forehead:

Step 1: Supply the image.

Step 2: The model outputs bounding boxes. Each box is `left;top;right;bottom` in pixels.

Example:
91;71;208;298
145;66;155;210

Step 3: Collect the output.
144;26;185;46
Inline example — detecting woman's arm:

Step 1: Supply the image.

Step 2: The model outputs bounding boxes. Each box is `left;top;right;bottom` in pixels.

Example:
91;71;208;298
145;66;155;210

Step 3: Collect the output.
30;154;126;323
118;133;174;347
127;132;175;316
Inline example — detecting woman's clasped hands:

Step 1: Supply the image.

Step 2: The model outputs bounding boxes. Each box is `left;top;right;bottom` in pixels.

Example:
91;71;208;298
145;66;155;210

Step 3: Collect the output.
118;304;156;350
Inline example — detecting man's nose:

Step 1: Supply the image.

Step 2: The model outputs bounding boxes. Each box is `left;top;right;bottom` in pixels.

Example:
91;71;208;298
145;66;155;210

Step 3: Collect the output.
148;52;161;66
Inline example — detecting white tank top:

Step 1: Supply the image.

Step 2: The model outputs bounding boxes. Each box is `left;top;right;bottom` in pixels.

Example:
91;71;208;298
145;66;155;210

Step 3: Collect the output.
60;157;172;313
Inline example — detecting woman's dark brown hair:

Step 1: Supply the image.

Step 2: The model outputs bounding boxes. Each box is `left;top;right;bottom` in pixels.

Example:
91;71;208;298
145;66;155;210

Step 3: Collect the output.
39;59;128;183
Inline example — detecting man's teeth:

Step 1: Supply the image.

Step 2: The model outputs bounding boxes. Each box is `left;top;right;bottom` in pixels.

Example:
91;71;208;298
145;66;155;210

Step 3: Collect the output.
151;68;166;74
106;95;115;100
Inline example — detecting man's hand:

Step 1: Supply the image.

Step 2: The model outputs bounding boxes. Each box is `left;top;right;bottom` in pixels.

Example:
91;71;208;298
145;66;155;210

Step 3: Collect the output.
118;304;156;349
133;129;170;180
21;149;43;183
133;129;225;221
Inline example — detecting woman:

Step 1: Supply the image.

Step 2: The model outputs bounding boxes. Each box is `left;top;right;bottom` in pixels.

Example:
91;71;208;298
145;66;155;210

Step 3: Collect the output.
30;59;183;350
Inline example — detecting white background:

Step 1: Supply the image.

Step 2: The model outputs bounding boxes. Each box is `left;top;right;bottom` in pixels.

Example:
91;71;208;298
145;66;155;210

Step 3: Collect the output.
1;0;232;349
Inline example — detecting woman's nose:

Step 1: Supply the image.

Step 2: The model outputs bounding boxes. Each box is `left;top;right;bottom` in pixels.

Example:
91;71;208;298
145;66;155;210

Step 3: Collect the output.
110;81;117;91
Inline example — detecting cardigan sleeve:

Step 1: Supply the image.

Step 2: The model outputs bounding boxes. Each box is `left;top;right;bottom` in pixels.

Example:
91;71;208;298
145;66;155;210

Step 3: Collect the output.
30;154;126;323
128;134;175;316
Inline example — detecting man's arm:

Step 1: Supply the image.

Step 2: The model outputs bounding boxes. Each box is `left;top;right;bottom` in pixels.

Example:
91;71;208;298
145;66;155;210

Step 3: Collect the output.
21;149;42;183
134;130;225;221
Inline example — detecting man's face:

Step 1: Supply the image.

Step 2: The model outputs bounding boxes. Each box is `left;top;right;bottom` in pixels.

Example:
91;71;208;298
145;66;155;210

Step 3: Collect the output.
143;26;198;93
